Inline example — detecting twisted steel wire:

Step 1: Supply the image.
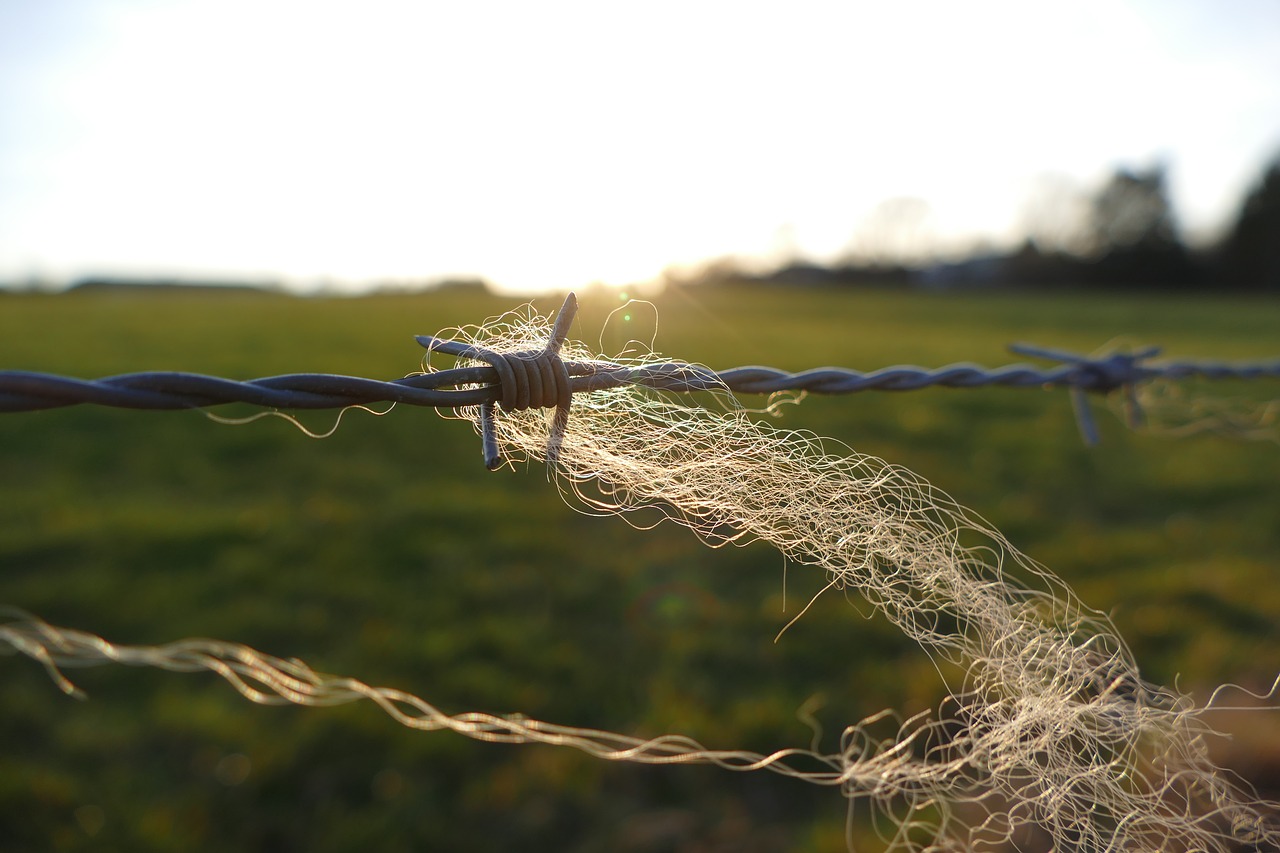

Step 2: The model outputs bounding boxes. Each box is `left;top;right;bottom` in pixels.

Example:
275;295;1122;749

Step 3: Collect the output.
1;336;1277;417
2;292;1277;452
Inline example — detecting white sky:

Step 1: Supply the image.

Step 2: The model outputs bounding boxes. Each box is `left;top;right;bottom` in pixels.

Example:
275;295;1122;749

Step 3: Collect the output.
1;0;1278;293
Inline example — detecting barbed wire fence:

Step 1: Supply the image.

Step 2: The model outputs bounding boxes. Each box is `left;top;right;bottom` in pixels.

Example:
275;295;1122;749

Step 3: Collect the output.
2;298;1277;453
3;292;1279;852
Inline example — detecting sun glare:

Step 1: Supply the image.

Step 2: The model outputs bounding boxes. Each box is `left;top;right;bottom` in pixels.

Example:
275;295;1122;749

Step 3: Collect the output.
0;0;1278;291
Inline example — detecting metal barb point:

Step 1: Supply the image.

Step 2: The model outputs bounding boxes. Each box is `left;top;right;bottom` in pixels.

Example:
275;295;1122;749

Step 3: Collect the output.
416;292;578;471
1008;342;1159;445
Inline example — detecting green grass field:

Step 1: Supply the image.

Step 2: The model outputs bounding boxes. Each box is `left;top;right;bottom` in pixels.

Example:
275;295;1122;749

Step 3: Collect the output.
1;284;1278;852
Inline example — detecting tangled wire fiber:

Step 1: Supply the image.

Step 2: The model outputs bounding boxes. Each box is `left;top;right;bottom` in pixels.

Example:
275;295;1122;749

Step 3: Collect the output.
4;293;1279;852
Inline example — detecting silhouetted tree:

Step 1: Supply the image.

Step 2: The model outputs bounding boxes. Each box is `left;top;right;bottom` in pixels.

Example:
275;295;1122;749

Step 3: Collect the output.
1084;165;1199;288
1088;166;1178;252
1219;155;1280;291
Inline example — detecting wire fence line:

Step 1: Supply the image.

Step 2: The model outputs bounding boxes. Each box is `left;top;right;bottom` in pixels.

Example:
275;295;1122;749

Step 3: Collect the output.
5;295;1280;852
3;354;1277;408
2;293;1277;448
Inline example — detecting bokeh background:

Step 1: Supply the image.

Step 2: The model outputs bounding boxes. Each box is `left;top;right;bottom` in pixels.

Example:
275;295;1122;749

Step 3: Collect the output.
1;2;1278;851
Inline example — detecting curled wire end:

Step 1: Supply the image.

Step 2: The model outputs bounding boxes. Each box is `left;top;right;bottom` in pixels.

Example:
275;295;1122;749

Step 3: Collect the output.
421;293;579;470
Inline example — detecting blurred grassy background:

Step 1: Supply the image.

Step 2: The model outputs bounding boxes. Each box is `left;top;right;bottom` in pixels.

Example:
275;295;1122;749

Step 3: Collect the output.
1;284;1277;852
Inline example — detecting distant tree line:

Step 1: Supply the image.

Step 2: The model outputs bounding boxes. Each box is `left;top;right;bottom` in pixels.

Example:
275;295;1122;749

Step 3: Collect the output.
1217;156;1280;291
674;153;1280;293
1003;158;1280;291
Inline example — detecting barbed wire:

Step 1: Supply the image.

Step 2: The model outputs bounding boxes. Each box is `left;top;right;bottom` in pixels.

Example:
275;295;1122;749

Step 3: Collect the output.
6;351;1277;409
2;293;1277;452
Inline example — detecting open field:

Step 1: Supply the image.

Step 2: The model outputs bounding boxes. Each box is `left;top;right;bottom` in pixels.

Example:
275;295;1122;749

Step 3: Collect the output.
1;284;1278;852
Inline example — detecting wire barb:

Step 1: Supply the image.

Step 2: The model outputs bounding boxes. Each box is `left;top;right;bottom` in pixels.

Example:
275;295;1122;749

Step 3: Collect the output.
1007;343;1160;445
2;296;1278;459
416;293;579;470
